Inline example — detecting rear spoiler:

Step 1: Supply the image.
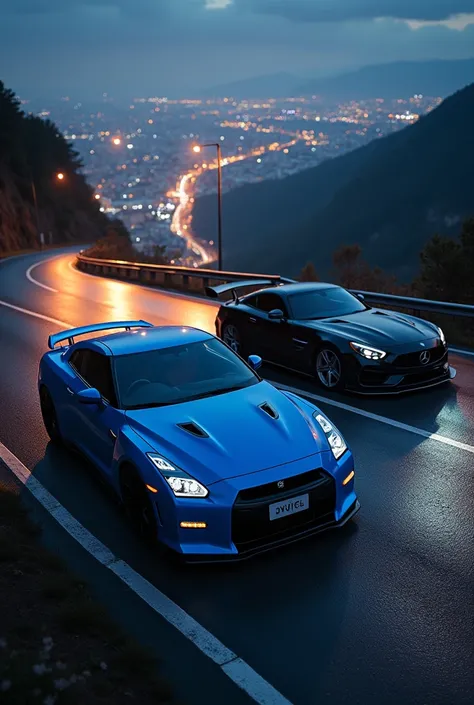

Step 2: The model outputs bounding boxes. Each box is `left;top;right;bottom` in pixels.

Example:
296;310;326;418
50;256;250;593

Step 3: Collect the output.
48;320;153;350
205;279;281;302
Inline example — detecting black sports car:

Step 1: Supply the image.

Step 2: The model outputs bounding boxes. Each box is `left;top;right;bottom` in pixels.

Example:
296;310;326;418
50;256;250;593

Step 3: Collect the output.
206;280;456;395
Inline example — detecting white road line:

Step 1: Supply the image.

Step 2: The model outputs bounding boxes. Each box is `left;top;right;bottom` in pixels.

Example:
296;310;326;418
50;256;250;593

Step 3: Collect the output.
0;299;69;327
276;382;474;455
1;296;473;455
0;439;292;705
26;260;59;293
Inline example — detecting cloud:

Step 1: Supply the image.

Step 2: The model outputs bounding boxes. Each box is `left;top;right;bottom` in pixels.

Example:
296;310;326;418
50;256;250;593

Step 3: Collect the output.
234;0;474;23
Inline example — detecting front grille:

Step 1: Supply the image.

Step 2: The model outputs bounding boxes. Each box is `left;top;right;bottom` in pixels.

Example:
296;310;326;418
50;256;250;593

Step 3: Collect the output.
237;469;324;502
232;470;335;552
393;345;446;368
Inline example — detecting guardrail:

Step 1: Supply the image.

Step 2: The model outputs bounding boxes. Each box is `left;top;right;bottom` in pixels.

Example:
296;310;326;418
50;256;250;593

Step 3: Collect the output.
350;290;474;318
75;253;294;293
75;253;474;320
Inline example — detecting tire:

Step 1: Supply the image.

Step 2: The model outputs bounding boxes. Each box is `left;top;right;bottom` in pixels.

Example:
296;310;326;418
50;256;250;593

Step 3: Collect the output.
222;322;243;356
121;467;159;545
315;347;344;391
40;386;63;444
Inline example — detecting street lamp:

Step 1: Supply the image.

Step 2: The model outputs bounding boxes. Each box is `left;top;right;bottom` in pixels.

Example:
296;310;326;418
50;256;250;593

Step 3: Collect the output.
31;172;66;248
192;143;223;270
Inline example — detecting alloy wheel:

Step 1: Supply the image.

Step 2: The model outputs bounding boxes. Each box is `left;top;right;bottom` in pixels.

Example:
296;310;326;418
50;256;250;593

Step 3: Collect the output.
316;349;342;389
223;324;241;354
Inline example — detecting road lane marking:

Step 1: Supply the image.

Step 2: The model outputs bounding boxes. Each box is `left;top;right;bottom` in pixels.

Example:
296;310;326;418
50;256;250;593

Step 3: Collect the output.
1;296;473;455
0;299;69;327
26;260;59;293
0;439;293;705
276;382;474;455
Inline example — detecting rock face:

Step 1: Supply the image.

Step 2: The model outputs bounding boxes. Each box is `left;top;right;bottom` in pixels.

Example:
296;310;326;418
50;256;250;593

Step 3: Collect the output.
0;81;110;254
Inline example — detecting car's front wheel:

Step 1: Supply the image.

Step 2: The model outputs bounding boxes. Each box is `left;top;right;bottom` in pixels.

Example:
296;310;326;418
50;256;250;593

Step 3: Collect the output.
315;348;344;391
40;386;63;444
121;467;159;545
222;322;242;355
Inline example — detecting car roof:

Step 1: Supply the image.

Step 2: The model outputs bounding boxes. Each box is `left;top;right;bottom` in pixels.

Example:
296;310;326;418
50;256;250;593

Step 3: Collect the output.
246;282;340;297
81;326;213;356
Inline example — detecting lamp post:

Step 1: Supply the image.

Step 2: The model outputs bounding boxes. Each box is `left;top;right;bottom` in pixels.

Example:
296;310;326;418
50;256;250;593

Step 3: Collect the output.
193;143;223;270
31;172;66;248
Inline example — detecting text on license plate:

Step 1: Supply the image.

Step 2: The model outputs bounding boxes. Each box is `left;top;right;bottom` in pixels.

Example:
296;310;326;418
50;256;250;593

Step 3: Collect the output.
269;493;309;521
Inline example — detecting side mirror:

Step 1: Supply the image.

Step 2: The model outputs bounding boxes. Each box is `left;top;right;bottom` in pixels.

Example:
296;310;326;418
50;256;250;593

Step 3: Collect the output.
268;309;284;320
77;387;102;405
248;355;262;371
356;293;365;301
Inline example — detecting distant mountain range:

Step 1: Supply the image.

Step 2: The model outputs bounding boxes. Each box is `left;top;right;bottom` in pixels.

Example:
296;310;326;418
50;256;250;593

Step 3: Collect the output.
203;72;299;99
192;83;474;281
203;58;474;100
298;58;474;100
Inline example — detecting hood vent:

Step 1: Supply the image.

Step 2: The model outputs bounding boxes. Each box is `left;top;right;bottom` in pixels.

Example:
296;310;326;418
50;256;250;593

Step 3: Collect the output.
177;422;209;438
259;402;279;420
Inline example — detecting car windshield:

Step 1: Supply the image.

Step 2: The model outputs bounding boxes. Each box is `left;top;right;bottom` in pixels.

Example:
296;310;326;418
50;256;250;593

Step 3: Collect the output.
289;287;367;320
114;338;259;410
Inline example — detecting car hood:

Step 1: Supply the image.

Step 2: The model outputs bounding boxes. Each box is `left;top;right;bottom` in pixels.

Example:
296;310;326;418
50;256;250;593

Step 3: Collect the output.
126;381;325;485
304;308;438;347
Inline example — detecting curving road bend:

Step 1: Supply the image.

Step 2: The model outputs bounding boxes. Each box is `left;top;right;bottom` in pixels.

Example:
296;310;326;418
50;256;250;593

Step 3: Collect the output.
0;249;473;705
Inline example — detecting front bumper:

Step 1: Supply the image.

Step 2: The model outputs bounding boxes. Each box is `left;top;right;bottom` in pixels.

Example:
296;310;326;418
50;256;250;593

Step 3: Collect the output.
345;342;455;394
153;451;358;562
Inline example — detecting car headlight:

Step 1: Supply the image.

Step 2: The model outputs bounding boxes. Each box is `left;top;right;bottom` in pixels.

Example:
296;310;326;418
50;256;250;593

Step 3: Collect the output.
437;326;446;345
349;341;387;360
313;413;347;460
147;454;209;498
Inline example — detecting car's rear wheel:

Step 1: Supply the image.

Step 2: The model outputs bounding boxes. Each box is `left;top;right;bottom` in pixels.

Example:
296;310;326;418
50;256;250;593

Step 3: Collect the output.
121;468;158;545
315;348;344;391
222;322;242;355
40;386;63;444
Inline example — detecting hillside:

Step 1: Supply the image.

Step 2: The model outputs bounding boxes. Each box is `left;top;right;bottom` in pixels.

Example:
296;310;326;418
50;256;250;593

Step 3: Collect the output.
298;58;474;100
192;83;474;279
0;81;114;254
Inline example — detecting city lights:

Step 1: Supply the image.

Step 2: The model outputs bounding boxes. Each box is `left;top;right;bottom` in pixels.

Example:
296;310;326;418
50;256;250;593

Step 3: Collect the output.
112;137;121;146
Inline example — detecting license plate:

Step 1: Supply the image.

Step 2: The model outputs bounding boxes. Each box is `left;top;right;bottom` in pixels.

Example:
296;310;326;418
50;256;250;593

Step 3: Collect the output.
269;493;309;521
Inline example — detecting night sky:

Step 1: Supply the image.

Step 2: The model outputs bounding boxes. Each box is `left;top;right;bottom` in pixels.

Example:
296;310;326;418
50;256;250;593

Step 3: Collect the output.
1;0;473;99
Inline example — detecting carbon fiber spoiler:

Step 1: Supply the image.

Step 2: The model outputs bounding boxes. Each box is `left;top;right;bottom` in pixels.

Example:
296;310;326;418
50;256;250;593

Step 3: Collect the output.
48;320;153;349
205;279;280;302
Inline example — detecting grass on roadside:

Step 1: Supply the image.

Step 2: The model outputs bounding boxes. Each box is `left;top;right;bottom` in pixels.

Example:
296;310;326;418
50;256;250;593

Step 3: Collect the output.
0;486;176;705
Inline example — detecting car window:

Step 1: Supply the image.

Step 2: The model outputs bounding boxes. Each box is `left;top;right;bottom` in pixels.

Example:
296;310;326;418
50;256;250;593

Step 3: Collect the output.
72;349;117;405
114;338;260;410
256;293;288;316
243;292;288;315
69;350;85;376
288;287;367;320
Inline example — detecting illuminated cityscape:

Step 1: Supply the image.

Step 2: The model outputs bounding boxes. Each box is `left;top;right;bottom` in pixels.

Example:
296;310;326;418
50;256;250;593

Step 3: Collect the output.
26;93;441;266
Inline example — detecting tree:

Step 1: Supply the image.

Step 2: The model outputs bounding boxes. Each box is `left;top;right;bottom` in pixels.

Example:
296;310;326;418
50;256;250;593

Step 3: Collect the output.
417;218;474;303
299;262;319;282
332;243;400;292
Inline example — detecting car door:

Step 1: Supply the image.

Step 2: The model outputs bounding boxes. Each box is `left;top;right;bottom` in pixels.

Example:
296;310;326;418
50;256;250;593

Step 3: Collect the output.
67;348;122;475
250;292;293;365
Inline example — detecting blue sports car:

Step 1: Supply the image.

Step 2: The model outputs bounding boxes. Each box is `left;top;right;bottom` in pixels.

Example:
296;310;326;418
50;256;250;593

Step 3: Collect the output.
38;320;359;560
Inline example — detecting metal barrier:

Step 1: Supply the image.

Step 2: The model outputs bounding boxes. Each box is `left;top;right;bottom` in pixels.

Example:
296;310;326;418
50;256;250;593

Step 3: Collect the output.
75;252;474;319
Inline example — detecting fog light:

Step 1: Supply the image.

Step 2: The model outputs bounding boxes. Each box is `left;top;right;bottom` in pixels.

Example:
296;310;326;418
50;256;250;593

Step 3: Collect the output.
180;521;207;529
444;362;449;370
342;470;355;486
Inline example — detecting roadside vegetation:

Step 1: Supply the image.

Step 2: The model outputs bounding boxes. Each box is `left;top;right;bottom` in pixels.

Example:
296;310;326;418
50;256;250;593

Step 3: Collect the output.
299;218;474;347
0;485;176;705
